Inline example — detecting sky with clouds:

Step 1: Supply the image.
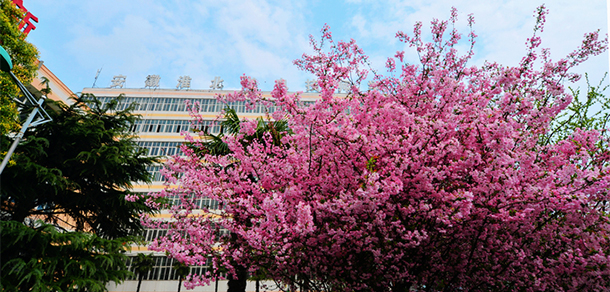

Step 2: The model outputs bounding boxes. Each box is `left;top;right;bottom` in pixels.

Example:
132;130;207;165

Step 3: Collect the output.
21;0;609;93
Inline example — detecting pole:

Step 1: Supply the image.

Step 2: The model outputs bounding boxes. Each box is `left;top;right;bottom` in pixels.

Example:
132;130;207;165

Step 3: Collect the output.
0;46;51;175
0;97;45;174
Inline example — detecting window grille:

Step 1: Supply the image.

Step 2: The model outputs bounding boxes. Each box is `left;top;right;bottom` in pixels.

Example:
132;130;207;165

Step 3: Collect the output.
138;141;185;157
92;96;281;114
126;256;216;281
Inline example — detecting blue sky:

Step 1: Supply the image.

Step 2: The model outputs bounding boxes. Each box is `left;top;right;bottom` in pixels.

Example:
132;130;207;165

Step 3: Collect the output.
22;0;609;93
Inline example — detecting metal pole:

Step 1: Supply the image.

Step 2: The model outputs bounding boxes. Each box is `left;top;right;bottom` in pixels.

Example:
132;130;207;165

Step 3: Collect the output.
0;97;45;175
0;46;52;175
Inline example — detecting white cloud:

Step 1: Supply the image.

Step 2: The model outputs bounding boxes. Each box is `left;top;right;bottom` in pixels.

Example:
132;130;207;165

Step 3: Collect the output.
24;0;609;92
345;0;607;89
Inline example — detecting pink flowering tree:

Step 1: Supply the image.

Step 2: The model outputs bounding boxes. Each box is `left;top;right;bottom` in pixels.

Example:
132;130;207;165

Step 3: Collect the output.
136;6;610;292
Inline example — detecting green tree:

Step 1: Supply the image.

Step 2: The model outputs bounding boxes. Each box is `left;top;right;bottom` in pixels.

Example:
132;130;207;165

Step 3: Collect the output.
544;73;610;144
0;0;39;135
1;221;134;292
132;253;154;292
1;94;158;291
172;260;190;292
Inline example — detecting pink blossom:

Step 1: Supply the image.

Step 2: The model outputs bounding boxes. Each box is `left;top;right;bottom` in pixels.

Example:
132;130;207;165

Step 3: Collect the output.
141;5;610;292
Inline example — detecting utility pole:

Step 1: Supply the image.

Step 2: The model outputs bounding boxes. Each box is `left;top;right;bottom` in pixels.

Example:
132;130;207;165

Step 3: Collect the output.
0;45;52;175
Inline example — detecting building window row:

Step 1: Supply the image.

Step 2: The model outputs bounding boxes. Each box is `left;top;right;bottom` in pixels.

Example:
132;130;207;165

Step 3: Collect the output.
138;141;185;157
126;256;216;281
146;165;168;181
143;227;229;243
93;96;277;114
144;228;169;242
192;120;224;135
133;119;192;134
93;96;315;114
145;165;186;181
165;193;222;210
132;191;222;211
133;119;234;136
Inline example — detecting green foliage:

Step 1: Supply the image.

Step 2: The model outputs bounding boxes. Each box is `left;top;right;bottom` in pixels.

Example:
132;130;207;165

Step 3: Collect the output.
1;221;134;292
132;253;154;292
186;107;290;157
132;253;154;277
173;260;190;292
544;73;610;145
1;94;158;290
1;94;158;238
173;261;190;278
0;0;39;135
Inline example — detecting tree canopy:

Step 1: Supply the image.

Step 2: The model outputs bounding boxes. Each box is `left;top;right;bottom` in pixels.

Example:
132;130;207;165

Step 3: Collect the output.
1;95;158;291
2;95;157;237
142;6;610;292
0;0;39;135
1;221;134;292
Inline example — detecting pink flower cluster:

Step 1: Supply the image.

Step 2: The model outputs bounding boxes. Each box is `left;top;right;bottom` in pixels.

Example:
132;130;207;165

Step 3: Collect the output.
142;6;610;291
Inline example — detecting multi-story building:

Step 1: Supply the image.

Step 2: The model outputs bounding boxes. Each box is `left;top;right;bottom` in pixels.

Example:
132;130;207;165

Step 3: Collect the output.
30;62;74;104
81;78;324;292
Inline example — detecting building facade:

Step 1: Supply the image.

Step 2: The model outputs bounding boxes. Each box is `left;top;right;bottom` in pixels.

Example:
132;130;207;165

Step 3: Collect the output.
80;84;323;292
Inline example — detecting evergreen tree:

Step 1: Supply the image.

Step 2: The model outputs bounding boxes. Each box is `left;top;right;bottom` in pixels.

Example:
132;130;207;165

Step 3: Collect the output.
1;94;158;291
1;221;135;292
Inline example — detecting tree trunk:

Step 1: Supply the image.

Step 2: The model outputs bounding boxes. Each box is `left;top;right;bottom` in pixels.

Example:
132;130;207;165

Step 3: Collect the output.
177;277;183;292
392;281;410;292
227;265;247;292
136;274;143;292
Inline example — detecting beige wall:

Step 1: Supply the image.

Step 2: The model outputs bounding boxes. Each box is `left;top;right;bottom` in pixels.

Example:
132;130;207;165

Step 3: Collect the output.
31;63;74;104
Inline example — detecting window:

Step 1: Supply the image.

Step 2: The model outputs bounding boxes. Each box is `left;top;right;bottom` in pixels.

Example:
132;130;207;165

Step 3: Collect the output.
146;165;165;181
126;256;215;281
138;141;185;157
134;119;193;134
92;96;279;114
144;228;168;242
